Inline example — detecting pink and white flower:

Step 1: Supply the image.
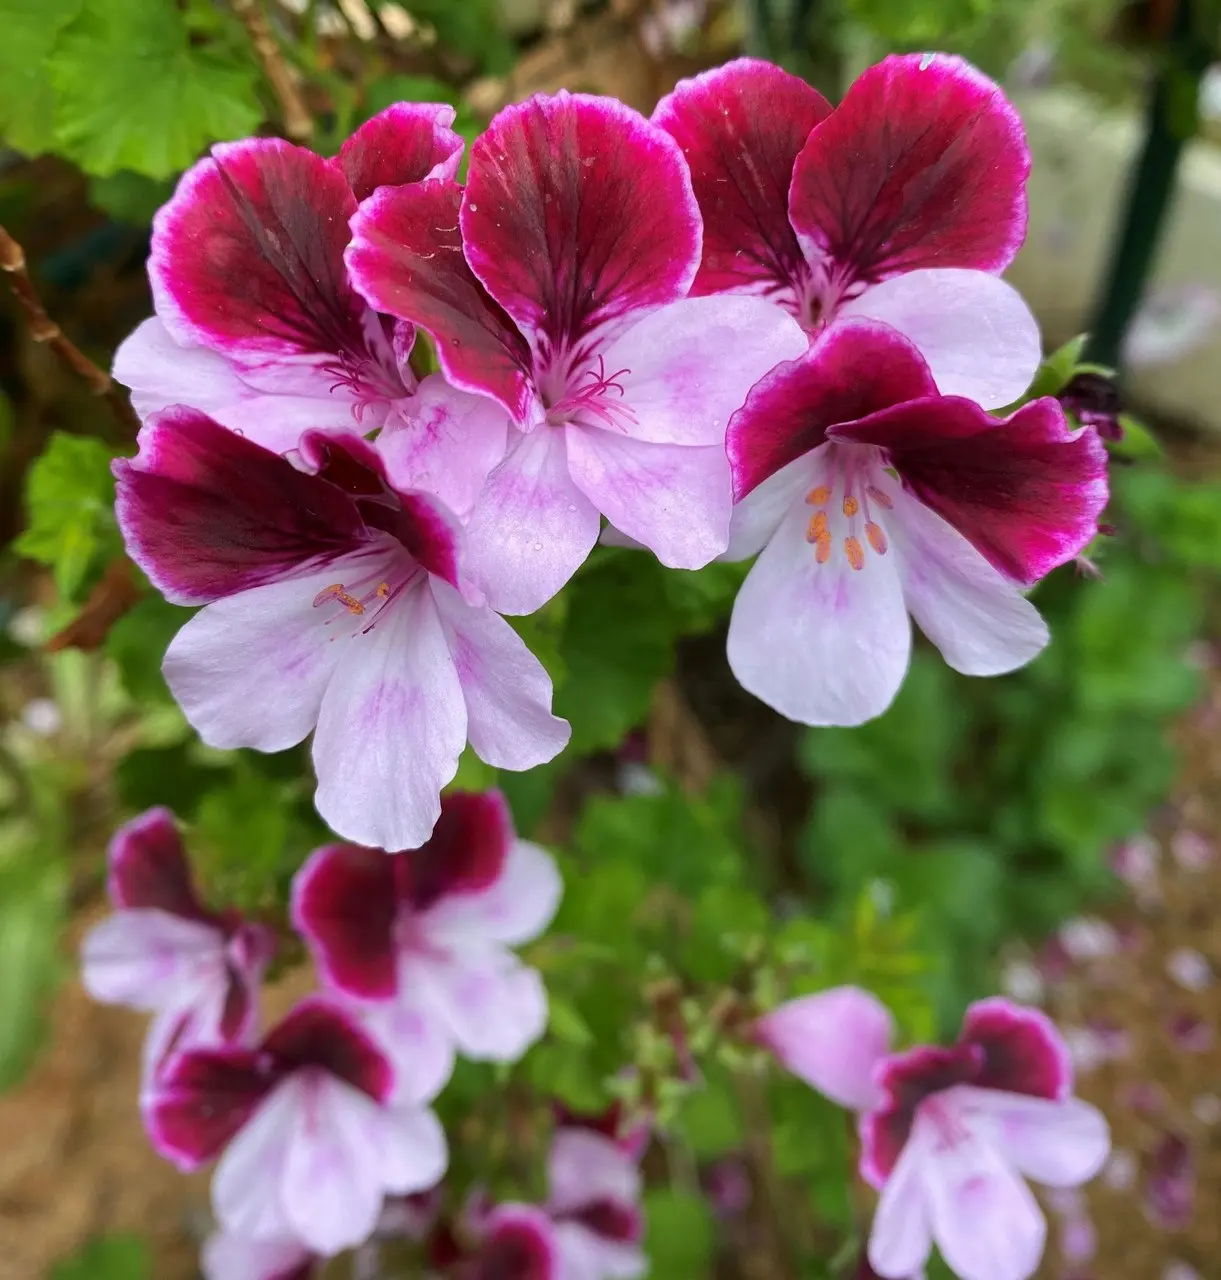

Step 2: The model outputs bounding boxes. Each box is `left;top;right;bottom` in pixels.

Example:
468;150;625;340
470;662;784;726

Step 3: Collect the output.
653;54;1041;409
721;319;1108;726
292;790;559;1103
346;89;807;614
145;998;447;1257
758;989;1110;1280
113;410;569;851
546;1109;647;1280
113;104;507;518
80;807;273;1081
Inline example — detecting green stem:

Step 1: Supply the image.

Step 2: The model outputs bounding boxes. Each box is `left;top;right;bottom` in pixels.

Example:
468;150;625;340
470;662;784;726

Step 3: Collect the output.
1084;0;1213;371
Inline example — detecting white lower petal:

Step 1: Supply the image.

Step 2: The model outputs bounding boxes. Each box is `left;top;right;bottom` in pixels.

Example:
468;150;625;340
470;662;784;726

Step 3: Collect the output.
430;578;570;771
201;1231;312;1280
555;1222;646;1280
80;909;224;1010
921;1109;1047;1280
567;429;731;569
415;947;549;1063
726;494;911;725
839;270;1041;409
375;1102;449;1196
281;1077;386;1255
960;1087;1110;1189
868;1133;933;1279
164;562;354;753
892;492;1049;677
212;1080;300;1242
463;426;601;615
359;994;456;1106
312;578;466;852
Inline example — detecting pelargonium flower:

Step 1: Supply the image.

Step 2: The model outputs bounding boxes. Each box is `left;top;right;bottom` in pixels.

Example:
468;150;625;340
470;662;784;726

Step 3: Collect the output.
547;1108;647;1279
113;410;569;851
653;54;1041;409
292;790;559;1102
113;104;507;518
346;89;807;614
721;319;1108;725
146;998;446;1257
80;807;273;1081
758;988;1110;1280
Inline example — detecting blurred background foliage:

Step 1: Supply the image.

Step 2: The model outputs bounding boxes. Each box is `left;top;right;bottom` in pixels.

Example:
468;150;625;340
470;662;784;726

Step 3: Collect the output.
2;0;1221;1276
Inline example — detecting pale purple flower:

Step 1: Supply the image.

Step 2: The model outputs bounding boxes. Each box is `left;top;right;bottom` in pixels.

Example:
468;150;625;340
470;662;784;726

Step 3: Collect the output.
112;107;507;518
1191;1093;1221;1126
145;999;446;1257
758;988;1110;1280
653;55;1042;408
292;790;560;1103
547;1111;647;1280
1000;961;1045;1006
1163;1262;1202;1280
717;320;1107;726
112;413;568;852
1170;830;1212;871
459;1204;563;1279
80;808;273;1082
346;89;807;615
1102;1149;1136;1192
1168;1013;1214;1053
1057;917;1120;964
1058;1213;1097;1266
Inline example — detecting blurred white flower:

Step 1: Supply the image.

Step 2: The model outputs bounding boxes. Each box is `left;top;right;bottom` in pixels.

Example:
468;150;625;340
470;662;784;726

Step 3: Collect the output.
1124;284;1221;367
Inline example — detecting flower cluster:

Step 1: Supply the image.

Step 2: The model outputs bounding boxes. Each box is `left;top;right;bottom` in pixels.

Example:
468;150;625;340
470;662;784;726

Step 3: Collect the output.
112;52;1107;854
82;796;561;1274
93;47;1116;1280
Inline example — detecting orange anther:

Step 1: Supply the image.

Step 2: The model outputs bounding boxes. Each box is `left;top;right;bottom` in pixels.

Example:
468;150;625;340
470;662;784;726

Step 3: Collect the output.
815;533;832;564
866;485;894;509
806;485;831;506
866;521;888;555
376;582;390;599
842;494;860;517
844;536;865;571
312;584;366;615
805;511;828;542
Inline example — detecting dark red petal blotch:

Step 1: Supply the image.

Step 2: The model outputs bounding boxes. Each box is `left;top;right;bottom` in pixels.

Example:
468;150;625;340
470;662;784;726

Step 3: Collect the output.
291;843;399;1000
653;58;831;301
788;54;1030;289
107;806;210;922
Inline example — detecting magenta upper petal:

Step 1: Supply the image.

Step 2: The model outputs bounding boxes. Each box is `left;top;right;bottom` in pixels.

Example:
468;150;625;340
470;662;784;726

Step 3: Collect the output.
461;91;700;351
829;396;1109;584
334;102;464;202
291;844;399;1000
107;807;209;922
475;1205;560;1280
146;1047;274;1170
653;58;830;302
726;320;937;500
788;53;1030;291
261;998;394;1102
399;789;511;912
150;139;368;369
960;998;1072;1101
347;180;535;421
114;408;367;605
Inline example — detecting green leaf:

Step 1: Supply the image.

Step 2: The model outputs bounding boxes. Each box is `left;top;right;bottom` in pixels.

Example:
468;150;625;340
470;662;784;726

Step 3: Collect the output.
0;849;65;1090
52;1234;149;1280
1023;333;1090;400
0;0;81;155
393;0;515;73
48;0;262;178
106;594;191;703
555;554;675;754
642;1189;714;1279
88;171;175;224
14;431;119;599
673;1073;743;1157
1108;414;1163;461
